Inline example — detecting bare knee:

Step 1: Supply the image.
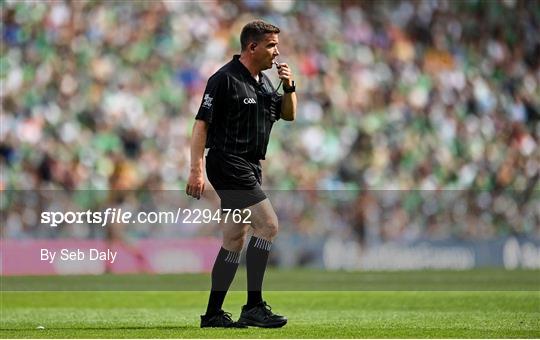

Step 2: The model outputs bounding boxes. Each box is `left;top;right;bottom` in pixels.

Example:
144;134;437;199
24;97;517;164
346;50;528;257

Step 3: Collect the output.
258;219;279;241
223;228;248;251
248;199;280;241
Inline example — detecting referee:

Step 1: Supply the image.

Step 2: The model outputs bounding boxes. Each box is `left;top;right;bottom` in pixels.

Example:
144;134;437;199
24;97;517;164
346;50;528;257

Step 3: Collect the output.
186;20;296;328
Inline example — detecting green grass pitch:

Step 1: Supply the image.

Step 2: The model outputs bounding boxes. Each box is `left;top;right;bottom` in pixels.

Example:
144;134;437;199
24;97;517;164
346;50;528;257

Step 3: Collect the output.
1;270;539;338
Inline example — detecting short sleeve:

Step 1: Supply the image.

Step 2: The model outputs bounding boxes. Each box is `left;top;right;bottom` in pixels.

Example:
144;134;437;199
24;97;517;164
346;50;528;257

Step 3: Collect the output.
261;73;282;121
195;72;228;123
270;93;282;122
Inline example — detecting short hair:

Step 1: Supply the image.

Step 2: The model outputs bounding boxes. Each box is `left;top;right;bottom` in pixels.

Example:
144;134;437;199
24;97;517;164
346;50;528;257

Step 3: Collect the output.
240;20;280;51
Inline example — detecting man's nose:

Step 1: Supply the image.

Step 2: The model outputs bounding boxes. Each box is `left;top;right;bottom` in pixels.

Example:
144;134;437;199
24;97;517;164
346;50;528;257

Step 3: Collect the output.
274;48;280;56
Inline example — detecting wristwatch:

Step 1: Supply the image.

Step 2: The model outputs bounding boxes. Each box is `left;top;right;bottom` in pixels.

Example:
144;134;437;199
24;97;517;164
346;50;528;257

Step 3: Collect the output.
283;80;296;93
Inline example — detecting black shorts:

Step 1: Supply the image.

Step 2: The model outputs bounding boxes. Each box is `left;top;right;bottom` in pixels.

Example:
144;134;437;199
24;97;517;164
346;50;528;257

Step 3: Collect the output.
205;149;267;210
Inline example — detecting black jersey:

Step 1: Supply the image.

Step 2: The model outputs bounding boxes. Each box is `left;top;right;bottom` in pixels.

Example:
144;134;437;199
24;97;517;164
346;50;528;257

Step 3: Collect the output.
195;55;282;160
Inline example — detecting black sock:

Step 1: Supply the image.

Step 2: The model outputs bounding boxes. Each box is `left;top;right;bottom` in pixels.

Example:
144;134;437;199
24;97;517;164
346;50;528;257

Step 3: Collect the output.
205;247;240;316
246;236;272;308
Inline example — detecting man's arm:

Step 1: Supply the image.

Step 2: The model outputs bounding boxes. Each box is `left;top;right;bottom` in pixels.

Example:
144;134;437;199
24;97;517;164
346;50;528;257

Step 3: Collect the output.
281;91;297;121
277;63;296;121
186;119;208;199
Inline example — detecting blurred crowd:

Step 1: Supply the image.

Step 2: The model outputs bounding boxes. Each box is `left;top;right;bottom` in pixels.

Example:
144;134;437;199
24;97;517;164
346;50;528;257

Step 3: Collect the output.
1;0;539;247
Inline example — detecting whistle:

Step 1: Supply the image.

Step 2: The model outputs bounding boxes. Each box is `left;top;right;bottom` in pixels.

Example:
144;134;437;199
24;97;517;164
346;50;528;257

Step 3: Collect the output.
273;61;281;69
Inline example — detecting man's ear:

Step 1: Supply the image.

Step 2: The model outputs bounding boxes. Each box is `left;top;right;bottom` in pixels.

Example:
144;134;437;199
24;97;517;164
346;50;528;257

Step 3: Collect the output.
250;42;257;52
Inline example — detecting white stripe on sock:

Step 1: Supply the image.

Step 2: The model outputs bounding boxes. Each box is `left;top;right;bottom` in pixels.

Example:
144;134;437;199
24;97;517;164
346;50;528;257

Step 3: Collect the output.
224;250;240;263
252;237;272;251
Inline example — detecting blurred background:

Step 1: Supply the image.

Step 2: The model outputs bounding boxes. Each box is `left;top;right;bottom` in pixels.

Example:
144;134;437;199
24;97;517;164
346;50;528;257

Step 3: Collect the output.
1;0;539;275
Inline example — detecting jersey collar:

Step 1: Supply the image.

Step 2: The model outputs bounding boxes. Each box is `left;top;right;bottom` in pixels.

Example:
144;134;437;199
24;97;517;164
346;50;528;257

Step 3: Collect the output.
232;55;264;86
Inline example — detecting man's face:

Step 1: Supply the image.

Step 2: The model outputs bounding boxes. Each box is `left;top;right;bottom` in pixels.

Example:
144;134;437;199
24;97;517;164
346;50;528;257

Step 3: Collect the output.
252;33;280;71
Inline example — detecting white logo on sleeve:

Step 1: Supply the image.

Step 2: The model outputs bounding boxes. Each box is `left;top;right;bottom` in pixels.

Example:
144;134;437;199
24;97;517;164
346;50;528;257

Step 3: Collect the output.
202;94;213;109
243;97;256;104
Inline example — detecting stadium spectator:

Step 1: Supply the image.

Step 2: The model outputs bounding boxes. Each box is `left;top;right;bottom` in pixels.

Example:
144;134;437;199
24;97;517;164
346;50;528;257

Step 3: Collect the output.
1;1;538;259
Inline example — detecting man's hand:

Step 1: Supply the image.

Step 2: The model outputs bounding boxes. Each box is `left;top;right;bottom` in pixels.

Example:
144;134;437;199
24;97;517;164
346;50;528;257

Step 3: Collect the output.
186;169;205;199
277;63;293;87
277;63;297;121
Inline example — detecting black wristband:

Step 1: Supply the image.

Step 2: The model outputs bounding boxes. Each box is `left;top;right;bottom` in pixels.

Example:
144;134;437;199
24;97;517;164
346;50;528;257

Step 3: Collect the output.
283;81;296;93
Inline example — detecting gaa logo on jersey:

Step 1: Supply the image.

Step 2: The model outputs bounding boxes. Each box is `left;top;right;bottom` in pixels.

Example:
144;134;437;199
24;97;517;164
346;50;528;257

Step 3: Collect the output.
202;94;213;109
243;97;256;104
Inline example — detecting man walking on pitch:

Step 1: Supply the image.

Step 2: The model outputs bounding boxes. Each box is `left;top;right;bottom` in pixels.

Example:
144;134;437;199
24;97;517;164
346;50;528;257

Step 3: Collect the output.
186;20;297;328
